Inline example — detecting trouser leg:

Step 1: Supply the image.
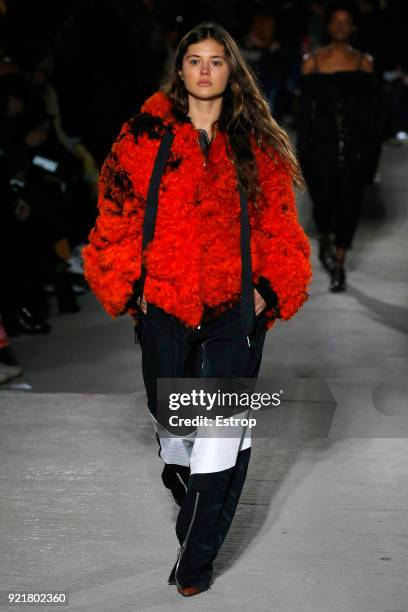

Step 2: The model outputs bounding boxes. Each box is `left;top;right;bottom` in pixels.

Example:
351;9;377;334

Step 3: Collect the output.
136;302;195;422
161;462;190;507
333;163;367;250
170;305;267;589
136;300;267;588
303;158;336;237
172;444;252;589
136;302;197;505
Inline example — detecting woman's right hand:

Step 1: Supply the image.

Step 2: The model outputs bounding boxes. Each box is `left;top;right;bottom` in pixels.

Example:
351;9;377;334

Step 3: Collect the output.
130;294;147;323
138;294;147;315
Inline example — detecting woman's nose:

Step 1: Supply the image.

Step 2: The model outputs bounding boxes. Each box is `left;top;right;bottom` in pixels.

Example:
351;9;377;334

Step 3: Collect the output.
200;63;210;75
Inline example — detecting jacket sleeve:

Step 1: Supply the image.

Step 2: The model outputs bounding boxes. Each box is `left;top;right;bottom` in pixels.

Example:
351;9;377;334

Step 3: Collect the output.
81;121;144;318
252;145;312;324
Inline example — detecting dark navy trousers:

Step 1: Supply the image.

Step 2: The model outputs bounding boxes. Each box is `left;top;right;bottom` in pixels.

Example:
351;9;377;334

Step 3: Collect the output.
134;300;267;589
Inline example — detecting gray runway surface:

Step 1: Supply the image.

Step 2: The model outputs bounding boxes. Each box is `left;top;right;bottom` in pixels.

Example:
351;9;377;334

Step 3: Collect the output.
1;143;407;611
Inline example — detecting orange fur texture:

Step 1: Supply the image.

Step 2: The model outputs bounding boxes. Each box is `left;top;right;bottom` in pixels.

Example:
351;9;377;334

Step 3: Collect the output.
82;91;312;331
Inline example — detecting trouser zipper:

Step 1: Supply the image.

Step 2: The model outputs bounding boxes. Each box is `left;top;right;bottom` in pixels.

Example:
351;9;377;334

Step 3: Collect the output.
175;471;188;493
175;491;200;588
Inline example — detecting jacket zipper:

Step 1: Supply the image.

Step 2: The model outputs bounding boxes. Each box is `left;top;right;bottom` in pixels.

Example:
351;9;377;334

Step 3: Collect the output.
196;129;250;347
195;128;213;330
197;129;208;328
174;490;201;588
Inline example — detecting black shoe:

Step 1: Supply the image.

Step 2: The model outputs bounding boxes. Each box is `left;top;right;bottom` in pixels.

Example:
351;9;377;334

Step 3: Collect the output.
329;263;346;292
318;233;335;273
17;305;52;334
6;306;52;335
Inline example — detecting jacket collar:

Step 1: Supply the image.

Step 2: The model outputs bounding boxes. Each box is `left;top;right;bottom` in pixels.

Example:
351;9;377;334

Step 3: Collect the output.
139;90;224;159
140;91;191;127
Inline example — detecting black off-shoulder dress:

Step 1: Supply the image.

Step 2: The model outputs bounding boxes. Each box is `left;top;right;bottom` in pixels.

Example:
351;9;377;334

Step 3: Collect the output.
297;52;382;249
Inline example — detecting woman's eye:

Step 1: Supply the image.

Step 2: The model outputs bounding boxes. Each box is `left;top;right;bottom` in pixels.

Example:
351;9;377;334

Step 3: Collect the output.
188;59;224;66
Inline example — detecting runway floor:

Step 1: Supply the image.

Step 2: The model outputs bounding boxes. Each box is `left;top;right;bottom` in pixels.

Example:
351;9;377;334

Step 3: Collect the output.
0;142;407;611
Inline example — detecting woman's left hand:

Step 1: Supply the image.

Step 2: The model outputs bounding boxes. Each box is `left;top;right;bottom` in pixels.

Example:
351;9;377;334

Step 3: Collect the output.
254;288;267;316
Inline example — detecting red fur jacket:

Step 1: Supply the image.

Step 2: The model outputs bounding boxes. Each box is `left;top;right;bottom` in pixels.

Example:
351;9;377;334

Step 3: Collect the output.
82;91;312;331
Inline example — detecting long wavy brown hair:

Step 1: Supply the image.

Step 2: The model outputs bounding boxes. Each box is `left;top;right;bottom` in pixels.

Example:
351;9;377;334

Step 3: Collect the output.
161;21;305;202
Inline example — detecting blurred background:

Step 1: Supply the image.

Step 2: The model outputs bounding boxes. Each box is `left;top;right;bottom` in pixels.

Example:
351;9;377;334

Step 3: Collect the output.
1;6;407;606
0;0;407;387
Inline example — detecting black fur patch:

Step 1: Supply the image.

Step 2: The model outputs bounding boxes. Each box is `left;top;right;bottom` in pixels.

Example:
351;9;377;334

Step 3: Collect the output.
103;151;134;209
127;113;166;141
165;154;182;171
172;105;190;124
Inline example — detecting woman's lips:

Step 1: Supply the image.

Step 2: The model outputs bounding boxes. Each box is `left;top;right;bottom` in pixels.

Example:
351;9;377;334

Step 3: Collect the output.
197;81;212;86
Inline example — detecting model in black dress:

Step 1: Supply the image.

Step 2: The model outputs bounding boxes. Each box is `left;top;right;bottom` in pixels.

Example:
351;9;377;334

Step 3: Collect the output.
297;2;381;291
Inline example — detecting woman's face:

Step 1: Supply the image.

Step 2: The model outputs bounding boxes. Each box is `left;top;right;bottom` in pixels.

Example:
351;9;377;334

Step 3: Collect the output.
179;38;230;100
327;10;354;42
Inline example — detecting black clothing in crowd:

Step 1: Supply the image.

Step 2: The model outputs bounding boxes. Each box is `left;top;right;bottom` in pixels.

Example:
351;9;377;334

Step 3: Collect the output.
297;51;382;250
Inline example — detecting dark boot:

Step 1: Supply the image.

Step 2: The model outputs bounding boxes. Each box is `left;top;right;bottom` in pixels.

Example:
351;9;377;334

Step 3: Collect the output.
329;263;346;292
3;305;51;336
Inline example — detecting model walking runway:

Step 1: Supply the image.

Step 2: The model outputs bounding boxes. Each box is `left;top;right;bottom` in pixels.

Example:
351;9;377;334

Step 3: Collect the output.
82;20;311;596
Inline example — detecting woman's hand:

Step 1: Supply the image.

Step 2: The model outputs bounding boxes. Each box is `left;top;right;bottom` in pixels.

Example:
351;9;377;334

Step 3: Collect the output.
139;294;147;315
254;288;267;316
131;294;147;324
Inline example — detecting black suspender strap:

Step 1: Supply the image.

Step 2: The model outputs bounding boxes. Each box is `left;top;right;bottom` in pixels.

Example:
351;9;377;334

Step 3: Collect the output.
238;185;255;337
138;126;175;303
139;126;255;336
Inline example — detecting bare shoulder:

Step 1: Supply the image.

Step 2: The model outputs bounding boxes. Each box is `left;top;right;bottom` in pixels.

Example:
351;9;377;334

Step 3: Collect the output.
361;52;374;73
301;51;317;75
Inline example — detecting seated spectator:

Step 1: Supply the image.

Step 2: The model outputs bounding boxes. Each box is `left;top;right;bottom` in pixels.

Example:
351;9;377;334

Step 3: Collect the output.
16;41;99;198
0;74;80;337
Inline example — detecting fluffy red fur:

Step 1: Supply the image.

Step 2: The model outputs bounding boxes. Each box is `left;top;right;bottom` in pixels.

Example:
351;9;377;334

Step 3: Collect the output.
82;91;312;331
